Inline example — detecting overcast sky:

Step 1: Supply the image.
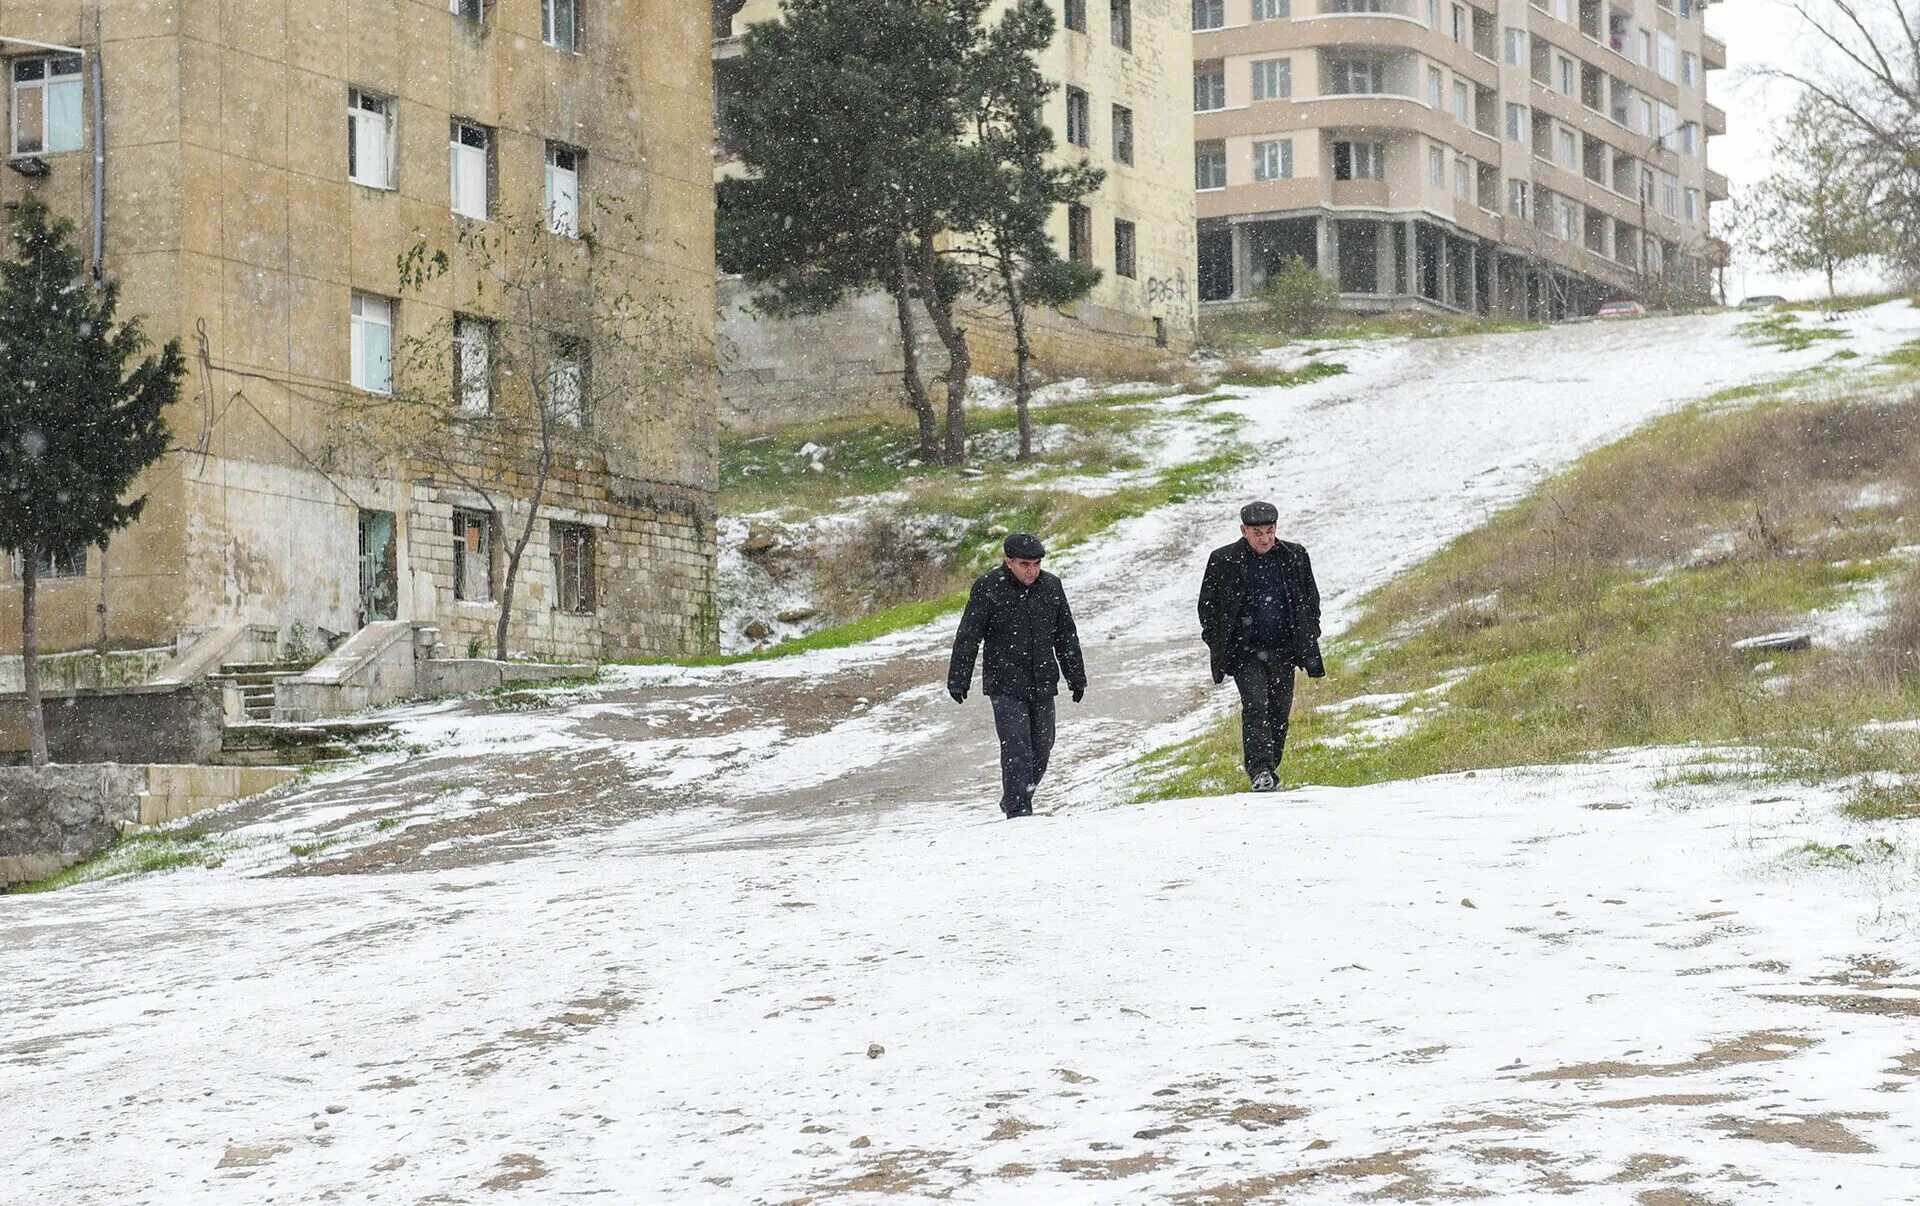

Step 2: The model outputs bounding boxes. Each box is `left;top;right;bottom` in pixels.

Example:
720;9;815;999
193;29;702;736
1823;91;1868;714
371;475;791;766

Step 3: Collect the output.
1706;0;1891;298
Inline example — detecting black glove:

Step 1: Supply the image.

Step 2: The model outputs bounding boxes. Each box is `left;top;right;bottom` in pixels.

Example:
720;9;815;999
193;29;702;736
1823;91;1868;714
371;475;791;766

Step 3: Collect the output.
1302;643;1327;679
949;687;967;705
1071;685;1084;703
1212;670;1225;685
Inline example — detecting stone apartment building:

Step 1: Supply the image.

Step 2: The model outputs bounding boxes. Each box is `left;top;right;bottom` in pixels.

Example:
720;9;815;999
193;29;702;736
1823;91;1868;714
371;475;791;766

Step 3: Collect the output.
712;0;1198;429
0;0;718;664
1192;0;1726;318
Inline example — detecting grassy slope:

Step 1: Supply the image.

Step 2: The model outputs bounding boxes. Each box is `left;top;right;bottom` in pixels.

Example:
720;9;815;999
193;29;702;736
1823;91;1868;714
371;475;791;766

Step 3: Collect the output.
1135;341;1920;814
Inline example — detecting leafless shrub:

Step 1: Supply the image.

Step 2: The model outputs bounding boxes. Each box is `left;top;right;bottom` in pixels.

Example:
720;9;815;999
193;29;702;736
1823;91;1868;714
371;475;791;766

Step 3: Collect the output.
810;516;962;620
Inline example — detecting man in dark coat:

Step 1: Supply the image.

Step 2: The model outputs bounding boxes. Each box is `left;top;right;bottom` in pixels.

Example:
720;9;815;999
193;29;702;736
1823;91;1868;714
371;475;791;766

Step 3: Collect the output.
1198;501;1325;792
948;533;1087;818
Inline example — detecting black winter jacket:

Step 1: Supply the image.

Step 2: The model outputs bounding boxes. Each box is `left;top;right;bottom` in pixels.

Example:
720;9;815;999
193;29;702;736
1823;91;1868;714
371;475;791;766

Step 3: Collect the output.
948;567;1087;700
1198;538;1323;683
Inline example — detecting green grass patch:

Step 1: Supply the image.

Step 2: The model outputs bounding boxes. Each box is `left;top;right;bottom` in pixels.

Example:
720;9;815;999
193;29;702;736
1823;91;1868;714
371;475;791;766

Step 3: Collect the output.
1130;387;1920;804
16;827;224;893
1201;309;1543;354
1738;312;1848;352
1774;292;1909;314
1219;361;1350;389
1842;780;1920;821
1881;340;1920;368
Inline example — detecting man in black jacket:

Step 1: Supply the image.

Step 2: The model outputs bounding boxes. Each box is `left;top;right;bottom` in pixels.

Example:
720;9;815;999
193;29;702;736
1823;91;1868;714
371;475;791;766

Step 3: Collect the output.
948;533;1087;818
1198;501;1325;792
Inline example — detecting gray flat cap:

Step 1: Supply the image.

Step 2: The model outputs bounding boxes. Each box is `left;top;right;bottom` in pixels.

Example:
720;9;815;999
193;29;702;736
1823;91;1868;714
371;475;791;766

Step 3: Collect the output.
1004;532;1046;560
1240;501;1279;526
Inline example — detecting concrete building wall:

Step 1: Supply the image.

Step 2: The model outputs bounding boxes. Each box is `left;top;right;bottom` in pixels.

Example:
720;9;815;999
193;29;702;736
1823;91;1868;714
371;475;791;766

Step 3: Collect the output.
712;0;1197;431
1193;0;1725;314
0;0;718;660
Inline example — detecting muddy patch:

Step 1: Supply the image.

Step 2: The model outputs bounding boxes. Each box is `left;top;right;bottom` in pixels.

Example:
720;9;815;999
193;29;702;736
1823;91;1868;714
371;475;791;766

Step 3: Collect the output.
1707;1112;1882;1154
1056;1154;1170;1180
1172;1148;1491;1204
1758;993;1920;1018
459;990;633;1080
1594;1093;1739;1110
481;1153;549;1190
985;1117;1041;1142
1521;1031;1814;1081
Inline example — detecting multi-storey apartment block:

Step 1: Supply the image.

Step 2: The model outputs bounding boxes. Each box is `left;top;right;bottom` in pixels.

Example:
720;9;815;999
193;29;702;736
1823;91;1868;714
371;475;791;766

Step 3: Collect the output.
712;0;1196;429
0;0;718;663
1192;0;1725;317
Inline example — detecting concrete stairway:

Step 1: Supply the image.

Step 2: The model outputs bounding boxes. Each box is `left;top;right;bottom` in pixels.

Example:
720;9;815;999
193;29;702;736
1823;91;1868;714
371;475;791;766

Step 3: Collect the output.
207;663;307;722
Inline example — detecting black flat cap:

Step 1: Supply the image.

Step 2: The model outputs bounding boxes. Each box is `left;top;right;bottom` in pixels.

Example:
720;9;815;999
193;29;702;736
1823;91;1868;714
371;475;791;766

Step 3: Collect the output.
1004;532;1046;560
1240;501;1279;526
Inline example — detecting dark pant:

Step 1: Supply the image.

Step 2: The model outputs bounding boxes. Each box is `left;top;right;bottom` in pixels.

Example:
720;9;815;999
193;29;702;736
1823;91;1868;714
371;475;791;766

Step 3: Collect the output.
1233;650;1296;782
990;693;1056;815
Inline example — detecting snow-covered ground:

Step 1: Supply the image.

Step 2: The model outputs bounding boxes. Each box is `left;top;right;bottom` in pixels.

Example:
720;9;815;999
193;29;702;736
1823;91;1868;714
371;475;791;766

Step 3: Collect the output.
6;305;1920;1203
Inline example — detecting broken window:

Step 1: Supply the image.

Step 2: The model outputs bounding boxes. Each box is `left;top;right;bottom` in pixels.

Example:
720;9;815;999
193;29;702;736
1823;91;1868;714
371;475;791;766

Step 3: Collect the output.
453;509;493;602
450;119;491;219
551;523;595;614
350;293;393;394
348;87;394;189
1068;203;1092;266
548;338;588;428
1065;87;1090;148
543;0;579;51
1114;218;1136;279
546;142;581;236
1111;104;1133;164
8;543;87;581
10;55;83;156
1110;0;1131;50
453;314;492;415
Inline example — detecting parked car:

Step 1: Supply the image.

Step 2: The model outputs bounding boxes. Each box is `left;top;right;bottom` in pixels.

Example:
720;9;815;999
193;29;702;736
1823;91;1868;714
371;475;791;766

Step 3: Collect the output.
1740;294;1788;308
1596;298;1647;319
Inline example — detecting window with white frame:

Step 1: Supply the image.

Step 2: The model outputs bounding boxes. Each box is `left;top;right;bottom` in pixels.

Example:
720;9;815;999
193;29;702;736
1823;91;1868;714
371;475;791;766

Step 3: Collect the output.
1332;140;1383;181
542;0;579;51
1325;59;1382;95
1656;101;1678;141
1194;64;1226;111
1503;28;1526;66
1507;178;1529;217
1451;4;1467;43
1560;200;1579;241
449;119;490;219
450;0;484;19
1660;172;1679;218
1111;103;1133;164
1684;187;1700;222
1252;59;1291;101
1678;121;1698;155
1556;127;1576;168
1195;143;1227;189
1114;217;1137;278
1554;0;1572;18
1325;0;1386;10
1253;138;1292;181
1506;103;1528;142
350;293;393;393
1253;0;1290;17
347;87;394;189
1428;66;1443;108
551;522;595;614
1639;97;1654;136
548;338;587;427
546;142;581;236
453;314;492;415
1641;29;1654;66
452;508;493;601
1191;0;1225;30
1455;155;1471;200
10;54;83;156
1428;0;1439;27
1452;81;1469;123
1681;51;1697;85
1657;33;1677;81
1429;144;1445;186
1065;86;1090;146
1557;55;1575;95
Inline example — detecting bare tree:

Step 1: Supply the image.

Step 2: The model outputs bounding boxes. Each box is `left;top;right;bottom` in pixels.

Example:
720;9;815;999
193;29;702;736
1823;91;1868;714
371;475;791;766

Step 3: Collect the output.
337;208;696;660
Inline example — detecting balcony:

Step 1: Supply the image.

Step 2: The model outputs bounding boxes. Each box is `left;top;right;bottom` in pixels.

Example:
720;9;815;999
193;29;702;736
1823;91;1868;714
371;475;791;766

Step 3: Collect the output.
1311;0;1423;15
1703;102;1726;137
1705;168;1729;201
1702;33;1726;71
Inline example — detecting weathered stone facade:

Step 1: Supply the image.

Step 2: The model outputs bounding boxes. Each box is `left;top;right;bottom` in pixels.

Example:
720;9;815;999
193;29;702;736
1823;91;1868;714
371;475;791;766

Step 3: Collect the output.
712;0;1198;430
0;0;719;661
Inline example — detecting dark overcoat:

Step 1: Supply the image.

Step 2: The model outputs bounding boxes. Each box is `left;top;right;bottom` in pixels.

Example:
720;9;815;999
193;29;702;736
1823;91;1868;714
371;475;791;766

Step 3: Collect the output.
1198;538;1323;683
948;567;1087;700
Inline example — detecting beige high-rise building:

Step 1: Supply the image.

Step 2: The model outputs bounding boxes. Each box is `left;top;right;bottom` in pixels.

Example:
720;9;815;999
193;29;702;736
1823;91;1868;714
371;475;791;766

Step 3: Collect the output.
712;0;1197;429
1192;0;1725;317
0;0;718;663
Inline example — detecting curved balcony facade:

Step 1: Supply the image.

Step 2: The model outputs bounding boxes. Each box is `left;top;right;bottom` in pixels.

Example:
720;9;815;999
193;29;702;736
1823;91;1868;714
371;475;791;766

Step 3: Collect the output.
1193;0;1724;318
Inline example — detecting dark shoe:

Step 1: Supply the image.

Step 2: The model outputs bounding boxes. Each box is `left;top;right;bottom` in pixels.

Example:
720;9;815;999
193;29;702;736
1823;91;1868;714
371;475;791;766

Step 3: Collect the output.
1250;771;1277;793
1014;800;1034;817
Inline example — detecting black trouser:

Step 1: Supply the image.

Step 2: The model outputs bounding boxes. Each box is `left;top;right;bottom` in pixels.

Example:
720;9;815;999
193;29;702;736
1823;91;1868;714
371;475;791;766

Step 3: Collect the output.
990;693;1056;814
1233;650;1296;782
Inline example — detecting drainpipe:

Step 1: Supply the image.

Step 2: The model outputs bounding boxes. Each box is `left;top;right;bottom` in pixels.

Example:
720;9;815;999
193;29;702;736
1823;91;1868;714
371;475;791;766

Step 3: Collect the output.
90;21;105;283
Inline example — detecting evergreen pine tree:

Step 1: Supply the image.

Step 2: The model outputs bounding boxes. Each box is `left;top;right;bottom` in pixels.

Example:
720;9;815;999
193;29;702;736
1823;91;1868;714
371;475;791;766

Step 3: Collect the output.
0;197;181;765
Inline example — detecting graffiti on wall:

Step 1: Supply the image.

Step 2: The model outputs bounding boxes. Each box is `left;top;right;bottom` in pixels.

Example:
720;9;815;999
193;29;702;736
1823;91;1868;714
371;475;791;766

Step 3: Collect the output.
1145;268;1190;310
